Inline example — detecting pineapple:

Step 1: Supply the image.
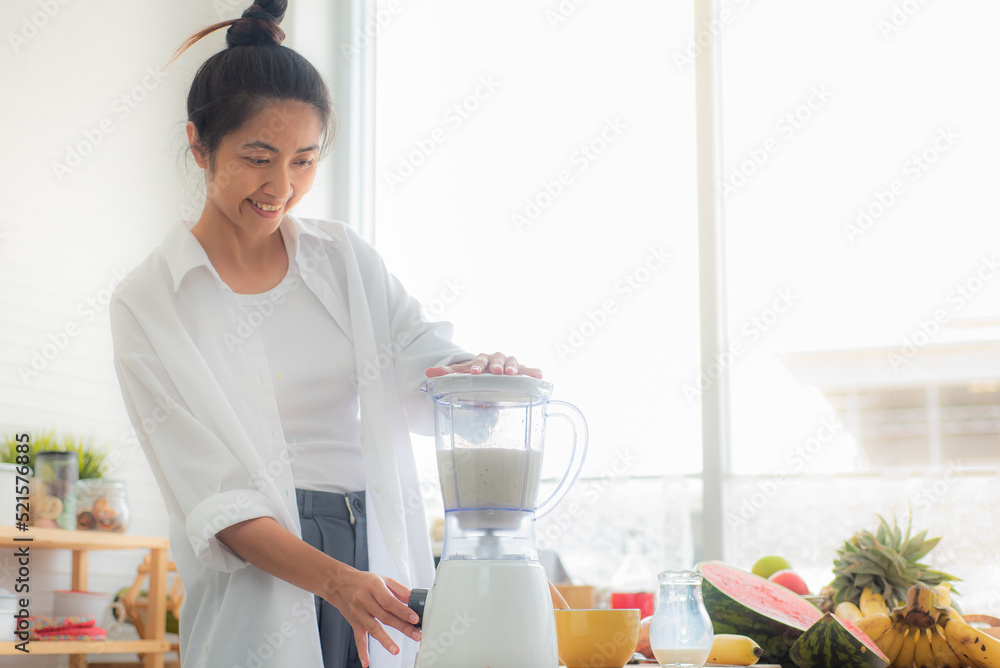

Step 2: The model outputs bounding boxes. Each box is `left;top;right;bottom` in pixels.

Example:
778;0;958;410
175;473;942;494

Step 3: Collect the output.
829;514;958;610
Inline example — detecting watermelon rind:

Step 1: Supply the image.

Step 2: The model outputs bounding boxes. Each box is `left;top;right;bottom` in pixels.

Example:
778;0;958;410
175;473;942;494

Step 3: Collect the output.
790;612;890;668
697;561;823;668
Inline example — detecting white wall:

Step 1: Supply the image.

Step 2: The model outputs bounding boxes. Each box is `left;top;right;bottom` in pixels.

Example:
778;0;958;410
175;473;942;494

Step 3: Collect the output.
0;2;332;663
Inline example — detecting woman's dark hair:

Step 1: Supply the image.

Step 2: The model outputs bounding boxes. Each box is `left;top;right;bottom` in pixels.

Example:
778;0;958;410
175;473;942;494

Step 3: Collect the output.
169;1;334;169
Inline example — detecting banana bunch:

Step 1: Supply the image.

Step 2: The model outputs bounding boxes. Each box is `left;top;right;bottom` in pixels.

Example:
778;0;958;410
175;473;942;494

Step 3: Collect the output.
859;583;1000;668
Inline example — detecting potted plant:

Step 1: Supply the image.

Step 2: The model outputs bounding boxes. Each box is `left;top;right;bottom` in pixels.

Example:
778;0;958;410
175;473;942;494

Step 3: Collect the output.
1;431;112;480
0;432;122;530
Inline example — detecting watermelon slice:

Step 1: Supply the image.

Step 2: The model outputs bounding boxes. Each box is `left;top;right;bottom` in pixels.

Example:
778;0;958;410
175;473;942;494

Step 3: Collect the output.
790;612;890;668
697;561;823;668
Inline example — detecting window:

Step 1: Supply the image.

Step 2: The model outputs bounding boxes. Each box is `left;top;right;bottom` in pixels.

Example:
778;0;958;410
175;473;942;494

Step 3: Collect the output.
322;0;1000;600
371;0;702;582
720;0;1000;608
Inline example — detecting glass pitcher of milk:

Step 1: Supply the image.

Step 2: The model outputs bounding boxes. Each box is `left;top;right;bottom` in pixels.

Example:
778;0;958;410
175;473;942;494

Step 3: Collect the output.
649;570;714;668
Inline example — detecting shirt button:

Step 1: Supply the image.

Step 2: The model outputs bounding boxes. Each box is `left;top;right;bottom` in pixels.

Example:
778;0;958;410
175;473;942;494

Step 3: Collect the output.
324;291;332;301
373;484;382;494
392;537;401;547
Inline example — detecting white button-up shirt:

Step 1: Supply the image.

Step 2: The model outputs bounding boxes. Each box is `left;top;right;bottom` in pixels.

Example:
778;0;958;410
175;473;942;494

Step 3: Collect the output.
111;215;471;668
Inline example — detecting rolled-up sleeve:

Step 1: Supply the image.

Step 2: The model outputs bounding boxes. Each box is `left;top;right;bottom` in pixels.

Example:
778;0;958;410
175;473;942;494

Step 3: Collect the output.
112;297;287;572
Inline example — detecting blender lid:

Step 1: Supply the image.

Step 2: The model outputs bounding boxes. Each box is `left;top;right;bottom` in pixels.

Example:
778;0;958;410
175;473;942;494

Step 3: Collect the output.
423;373;553;400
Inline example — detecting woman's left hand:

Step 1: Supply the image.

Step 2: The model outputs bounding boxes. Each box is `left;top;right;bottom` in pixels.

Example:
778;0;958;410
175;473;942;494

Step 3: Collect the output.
426;352;542;378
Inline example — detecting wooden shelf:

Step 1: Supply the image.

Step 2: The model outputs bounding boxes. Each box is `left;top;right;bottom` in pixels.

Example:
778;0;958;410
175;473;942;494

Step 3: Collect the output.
0;525;170;668
0;525;169;550
0;639;171;654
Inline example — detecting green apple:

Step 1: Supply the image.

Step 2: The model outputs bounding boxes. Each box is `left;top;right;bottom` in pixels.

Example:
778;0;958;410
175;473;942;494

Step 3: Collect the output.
751;555;792;579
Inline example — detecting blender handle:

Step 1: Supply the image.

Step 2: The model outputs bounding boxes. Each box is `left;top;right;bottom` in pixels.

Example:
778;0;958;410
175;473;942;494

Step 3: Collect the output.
535;399;588;519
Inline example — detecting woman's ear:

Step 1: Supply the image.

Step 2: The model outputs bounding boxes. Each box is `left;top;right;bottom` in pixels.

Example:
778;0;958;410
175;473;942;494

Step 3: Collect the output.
186;121;210;169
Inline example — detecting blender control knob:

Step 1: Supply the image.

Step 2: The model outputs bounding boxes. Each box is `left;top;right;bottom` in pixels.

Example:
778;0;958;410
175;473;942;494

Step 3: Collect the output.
408;588;428;629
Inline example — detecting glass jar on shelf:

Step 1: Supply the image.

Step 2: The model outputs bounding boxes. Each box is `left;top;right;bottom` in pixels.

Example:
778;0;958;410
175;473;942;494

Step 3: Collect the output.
35;451;78;530
76;479;130;532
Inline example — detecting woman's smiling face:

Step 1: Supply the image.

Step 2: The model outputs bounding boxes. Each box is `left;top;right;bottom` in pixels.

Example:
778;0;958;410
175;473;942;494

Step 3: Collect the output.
190;99;322;237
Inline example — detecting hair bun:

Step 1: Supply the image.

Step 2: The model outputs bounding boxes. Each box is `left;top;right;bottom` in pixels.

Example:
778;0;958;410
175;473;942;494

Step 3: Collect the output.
227;1;288;48
241;8;276;22
248;0;287;23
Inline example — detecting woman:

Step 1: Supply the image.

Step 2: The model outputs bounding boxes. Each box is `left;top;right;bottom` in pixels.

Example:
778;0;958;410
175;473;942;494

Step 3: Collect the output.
110;3;550;668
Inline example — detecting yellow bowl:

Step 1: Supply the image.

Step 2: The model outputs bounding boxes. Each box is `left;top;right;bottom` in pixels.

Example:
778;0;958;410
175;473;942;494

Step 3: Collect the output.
554;608;641;668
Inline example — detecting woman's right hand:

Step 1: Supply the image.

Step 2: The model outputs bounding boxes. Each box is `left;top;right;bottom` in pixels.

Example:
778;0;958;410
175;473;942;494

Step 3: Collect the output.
214;518;419;667
323;566;421;667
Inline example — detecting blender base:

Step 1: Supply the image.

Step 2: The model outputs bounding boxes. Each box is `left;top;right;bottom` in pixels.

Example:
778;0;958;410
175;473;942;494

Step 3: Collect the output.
415;559;558;668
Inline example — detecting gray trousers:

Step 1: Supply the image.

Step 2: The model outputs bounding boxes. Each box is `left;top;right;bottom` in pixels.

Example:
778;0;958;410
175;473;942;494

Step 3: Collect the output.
296;489;369;668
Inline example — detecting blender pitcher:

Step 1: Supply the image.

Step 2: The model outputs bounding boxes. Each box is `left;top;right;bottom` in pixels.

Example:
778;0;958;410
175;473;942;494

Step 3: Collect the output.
413;373;588;668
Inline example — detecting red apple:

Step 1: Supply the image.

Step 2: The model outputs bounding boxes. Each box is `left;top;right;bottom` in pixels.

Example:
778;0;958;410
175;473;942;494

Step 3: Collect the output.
768;569;810;595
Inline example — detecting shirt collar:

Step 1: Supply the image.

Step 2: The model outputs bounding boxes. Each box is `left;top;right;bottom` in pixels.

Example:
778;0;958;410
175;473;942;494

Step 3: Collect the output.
163;214;334;292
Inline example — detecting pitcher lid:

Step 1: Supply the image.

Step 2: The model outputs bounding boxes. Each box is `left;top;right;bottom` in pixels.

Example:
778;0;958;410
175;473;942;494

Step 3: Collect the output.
423;373;553;401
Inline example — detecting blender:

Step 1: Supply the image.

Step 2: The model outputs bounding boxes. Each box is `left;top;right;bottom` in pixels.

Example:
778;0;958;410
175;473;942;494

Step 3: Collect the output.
411;373;588;668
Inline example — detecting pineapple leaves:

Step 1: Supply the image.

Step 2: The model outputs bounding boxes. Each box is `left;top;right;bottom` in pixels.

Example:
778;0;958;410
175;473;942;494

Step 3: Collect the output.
875;521;889;546
854;573;875;587
840;561;887;577
830;513;958;610
903;536;940;561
